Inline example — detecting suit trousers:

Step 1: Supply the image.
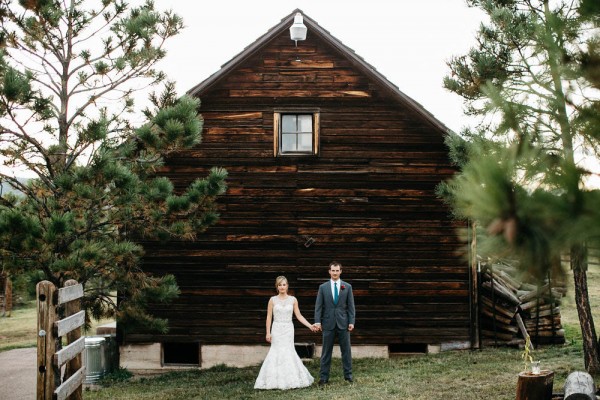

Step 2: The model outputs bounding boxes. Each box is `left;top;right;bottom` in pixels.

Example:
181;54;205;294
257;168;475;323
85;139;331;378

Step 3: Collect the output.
320;327;352;381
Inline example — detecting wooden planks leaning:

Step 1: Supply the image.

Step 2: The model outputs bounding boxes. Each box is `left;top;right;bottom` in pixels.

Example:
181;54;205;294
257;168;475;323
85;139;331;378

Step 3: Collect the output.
479;261;566;348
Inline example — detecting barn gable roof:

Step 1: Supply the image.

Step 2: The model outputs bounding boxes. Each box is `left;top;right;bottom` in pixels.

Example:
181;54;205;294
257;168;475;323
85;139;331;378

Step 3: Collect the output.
188;9;449;133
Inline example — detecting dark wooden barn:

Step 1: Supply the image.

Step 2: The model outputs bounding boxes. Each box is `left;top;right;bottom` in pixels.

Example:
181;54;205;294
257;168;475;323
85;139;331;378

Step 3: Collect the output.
120;9;471;370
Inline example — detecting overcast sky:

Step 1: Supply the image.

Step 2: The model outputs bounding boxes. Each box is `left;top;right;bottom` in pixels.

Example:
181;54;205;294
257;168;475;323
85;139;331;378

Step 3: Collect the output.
144;0;486;133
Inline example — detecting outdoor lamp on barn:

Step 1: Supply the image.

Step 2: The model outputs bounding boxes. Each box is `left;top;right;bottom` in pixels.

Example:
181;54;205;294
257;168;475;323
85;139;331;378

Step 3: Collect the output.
289;12;307;46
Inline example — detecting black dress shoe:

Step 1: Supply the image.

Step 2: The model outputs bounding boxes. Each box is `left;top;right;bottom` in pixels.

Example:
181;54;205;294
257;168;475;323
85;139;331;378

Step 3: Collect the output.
318;379;328;386
345;377;354;383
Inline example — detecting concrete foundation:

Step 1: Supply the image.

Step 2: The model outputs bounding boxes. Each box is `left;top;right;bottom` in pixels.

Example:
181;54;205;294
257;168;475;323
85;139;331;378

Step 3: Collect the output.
120;343;164;371
201;345;269;369
120;342;469;373
314;345;388;359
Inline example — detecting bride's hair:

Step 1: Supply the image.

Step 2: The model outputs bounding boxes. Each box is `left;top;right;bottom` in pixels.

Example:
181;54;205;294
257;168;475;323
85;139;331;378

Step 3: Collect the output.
275;276;288;291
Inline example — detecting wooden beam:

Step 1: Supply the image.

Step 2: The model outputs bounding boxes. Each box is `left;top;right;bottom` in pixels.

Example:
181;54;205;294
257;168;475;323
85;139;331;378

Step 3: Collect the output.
53;367;86;400
37;281;58;400
57;284;83;305
63;279;83;400
53;336;85;368
54;310;85;338
515;313;534;352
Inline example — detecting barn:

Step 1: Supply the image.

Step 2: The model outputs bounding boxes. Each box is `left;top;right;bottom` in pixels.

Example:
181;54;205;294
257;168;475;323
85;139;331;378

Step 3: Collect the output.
120;9;472;372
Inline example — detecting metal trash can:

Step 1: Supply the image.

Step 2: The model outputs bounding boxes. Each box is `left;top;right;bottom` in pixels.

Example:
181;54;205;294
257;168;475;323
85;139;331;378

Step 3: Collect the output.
84;335;118;384
84;337;106;384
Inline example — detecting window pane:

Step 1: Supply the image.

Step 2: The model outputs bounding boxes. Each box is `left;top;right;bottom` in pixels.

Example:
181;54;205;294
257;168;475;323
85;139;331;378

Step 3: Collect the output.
297;115;312;133
298;133;312;151
282;115;296;133
281;133;296;152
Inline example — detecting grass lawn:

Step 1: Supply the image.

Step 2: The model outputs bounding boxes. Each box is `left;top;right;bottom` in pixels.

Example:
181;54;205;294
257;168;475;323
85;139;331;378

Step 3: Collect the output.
0;300;38;351
0;301;114;352
84;345;586;400
2;264;599;399
83;264;600;400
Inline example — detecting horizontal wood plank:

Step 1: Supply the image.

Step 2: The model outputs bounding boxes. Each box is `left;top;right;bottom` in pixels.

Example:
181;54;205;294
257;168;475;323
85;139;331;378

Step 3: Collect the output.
54;366;85;400
53;336;85;368
57;283;83;305
54;310;85;337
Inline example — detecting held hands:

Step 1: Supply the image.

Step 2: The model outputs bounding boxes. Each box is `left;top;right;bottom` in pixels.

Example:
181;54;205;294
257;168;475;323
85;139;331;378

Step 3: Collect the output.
307;324;352;332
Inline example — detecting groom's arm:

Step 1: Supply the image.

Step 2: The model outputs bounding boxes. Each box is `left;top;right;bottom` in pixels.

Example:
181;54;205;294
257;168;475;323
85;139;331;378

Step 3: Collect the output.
314;285;323;325
347;285;356;327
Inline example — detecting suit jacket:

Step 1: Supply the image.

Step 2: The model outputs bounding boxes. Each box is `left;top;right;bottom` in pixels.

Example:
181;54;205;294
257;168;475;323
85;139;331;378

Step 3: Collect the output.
314;280;355;331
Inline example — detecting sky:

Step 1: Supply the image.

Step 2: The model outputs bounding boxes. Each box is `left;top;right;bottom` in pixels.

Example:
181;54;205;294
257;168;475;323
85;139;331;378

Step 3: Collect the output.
3;1;487;179
143;0;486;133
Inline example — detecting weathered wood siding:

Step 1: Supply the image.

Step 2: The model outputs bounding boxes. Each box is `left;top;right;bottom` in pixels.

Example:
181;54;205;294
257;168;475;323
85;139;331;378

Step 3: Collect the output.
131;28;469;346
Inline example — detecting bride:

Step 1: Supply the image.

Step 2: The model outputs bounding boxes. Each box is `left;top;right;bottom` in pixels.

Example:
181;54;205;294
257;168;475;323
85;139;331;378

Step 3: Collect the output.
254;276;316;390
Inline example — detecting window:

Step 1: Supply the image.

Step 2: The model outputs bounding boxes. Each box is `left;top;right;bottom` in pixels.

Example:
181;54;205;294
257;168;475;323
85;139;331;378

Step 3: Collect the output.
274;110;320;156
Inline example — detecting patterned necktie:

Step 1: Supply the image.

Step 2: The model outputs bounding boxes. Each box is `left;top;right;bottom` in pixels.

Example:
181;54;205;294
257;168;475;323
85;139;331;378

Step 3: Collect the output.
334;282;339;305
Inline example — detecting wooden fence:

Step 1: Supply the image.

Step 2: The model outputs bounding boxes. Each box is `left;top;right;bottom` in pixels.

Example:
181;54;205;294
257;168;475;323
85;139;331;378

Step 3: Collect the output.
37;280;85;400
0;273;11;317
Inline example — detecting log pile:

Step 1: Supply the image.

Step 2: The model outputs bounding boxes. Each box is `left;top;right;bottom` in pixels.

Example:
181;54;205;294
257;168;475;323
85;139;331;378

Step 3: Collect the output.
480;261;566;347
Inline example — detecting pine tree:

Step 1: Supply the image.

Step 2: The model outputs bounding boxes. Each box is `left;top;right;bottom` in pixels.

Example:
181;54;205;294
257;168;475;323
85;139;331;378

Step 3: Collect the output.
0;0;227;332
442;0;600;372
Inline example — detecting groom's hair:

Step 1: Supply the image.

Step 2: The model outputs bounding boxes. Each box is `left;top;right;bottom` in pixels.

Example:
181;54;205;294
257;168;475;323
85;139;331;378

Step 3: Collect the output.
329;261;342;269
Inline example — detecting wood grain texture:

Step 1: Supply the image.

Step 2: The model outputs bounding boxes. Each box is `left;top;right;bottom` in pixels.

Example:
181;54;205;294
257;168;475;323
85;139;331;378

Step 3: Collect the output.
128;24;470;347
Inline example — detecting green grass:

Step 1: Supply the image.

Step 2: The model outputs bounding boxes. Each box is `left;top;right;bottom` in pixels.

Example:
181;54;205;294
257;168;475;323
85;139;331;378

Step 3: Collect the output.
83;264;600;400
0;300;114;352
3;265;600;399
84;347;586;400
0;300;38;351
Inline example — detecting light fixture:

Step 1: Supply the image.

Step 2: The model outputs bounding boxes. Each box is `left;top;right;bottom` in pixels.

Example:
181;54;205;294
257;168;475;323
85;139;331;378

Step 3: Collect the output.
289;12;307;46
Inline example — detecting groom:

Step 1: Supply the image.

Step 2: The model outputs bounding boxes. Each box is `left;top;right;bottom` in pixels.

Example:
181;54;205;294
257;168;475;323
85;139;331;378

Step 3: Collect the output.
314;261;356;384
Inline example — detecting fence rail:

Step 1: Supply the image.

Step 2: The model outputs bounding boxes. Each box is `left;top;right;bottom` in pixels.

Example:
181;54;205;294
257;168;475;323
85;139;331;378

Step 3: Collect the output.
37;280;85;400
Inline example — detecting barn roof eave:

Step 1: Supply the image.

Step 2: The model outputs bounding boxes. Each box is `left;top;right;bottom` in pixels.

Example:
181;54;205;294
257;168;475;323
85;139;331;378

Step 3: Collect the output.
187;9;450;134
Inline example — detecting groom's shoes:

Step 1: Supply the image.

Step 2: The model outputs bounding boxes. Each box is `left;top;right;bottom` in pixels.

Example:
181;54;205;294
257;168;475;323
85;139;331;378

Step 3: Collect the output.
345;377;354;383
318;379;328;386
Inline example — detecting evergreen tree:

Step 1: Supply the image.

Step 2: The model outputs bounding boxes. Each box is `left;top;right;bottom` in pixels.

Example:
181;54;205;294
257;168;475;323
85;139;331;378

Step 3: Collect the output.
0;0;227;332
442;0;600;371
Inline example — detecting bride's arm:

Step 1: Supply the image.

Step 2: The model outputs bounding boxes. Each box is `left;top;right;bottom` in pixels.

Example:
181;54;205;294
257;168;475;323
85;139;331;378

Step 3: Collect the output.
266;298;274;342
293;298;315;330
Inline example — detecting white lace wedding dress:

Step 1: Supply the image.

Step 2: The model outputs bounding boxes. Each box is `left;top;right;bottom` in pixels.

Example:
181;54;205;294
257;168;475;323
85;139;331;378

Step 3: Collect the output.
254;296;314;389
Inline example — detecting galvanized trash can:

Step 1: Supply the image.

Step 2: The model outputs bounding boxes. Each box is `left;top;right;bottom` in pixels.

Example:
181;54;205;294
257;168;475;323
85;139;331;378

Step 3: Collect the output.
84;335;118;384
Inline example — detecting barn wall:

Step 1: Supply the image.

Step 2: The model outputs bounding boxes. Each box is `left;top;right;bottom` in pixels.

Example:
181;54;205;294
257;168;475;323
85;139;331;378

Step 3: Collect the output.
128;28;470;348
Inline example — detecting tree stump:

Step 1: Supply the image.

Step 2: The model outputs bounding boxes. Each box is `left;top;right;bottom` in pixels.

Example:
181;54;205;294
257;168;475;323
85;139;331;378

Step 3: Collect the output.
516;370;554;400
564;371;596;400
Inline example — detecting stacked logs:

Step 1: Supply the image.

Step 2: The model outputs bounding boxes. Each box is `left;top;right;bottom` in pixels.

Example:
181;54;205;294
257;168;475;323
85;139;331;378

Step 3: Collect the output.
480;261;566;347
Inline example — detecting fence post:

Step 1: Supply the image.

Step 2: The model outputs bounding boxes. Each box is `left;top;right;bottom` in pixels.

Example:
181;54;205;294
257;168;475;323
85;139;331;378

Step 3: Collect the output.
63;279;83;400
36;280;57;400
4;275;12;317
470;220;480;349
